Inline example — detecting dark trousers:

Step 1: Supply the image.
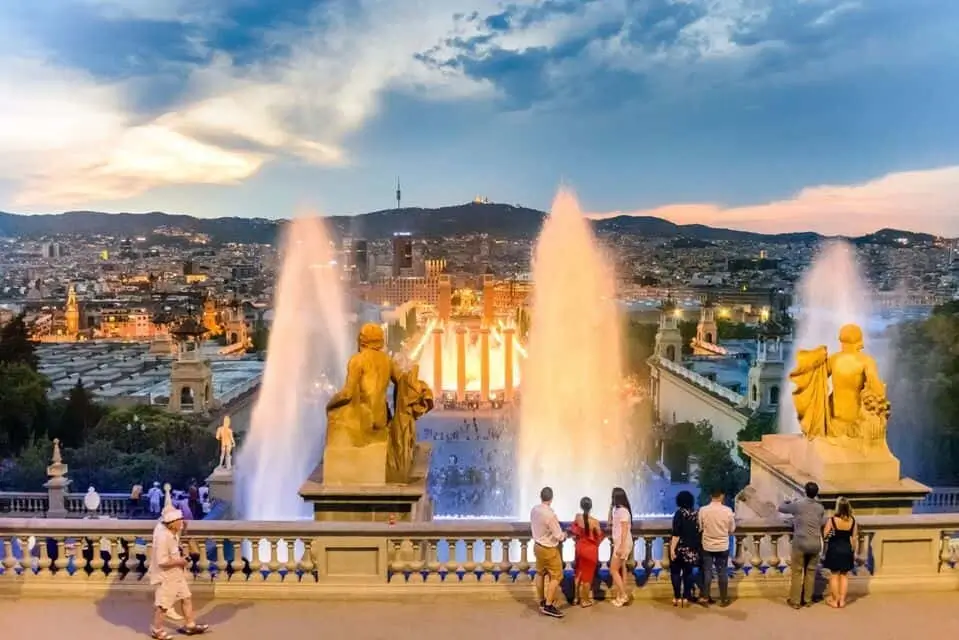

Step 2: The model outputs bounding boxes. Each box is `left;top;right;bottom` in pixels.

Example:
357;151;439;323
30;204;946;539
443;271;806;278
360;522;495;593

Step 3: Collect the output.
702;550;730;601
670;557;696;600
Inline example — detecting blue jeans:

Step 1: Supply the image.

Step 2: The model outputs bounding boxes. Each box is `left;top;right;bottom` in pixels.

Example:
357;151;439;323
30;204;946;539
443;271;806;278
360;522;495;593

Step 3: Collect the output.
702;550;729;601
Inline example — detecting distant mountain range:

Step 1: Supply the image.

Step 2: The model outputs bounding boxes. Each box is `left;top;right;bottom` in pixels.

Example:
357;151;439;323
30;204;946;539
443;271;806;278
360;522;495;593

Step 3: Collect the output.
0;203;942;246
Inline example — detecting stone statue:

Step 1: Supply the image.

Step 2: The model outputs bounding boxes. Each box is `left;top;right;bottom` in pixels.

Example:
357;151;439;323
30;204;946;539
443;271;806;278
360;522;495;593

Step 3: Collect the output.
789;323;891;447
326;323;434;483
387;364;434;483
215;416;235;470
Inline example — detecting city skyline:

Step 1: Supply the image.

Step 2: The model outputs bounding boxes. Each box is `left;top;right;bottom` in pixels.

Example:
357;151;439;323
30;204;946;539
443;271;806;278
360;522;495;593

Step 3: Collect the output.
1;1;957;235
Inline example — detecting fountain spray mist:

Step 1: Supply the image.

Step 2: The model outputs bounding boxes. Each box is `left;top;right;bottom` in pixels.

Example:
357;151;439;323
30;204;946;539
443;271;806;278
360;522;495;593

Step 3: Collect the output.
237;216;351;519
781;241;873;433
518;189;635;519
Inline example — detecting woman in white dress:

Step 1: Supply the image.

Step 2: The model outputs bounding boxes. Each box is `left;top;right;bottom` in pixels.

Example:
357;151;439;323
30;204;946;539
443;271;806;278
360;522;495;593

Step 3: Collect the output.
608;487;633;607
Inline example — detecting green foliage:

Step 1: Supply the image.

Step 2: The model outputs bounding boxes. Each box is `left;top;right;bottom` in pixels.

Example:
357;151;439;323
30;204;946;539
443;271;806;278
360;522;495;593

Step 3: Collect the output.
679;320;697;355
717;320;760;340
0;363;52;456
623;322;658;379
0;439;51;490
49;379;105;449
736;411;778;469
248;322;269;353
663;419;749;506
0;313;38;370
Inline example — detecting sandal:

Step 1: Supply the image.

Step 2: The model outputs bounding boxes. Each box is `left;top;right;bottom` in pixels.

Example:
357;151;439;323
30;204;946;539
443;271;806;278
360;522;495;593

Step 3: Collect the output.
179;624;210;636
151;629;173;640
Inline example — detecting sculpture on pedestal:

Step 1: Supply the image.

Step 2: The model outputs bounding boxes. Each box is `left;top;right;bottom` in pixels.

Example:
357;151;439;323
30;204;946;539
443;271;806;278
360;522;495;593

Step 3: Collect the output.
325;323;434;482
789;323;891;448
215;415;235;470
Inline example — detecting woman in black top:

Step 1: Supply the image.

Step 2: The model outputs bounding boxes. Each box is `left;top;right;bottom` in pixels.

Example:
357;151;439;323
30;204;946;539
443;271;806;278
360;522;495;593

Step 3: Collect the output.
668;490;701;607
822;497;857;608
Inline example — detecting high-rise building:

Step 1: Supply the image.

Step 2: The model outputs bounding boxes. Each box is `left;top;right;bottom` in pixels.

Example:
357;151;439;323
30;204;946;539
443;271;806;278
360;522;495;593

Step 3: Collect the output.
392;232;413;277
353;240;369;283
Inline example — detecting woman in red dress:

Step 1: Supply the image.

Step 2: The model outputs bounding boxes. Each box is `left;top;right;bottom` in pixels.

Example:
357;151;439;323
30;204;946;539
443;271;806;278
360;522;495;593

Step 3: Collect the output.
570;496;604;607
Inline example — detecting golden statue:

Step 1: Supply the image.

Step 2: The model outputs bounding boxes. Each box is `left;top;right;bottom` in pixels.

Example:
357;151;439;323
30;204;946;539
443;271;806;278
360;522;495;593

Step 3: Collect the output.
325;323;434;483
387;364;434;483
789;323;890;447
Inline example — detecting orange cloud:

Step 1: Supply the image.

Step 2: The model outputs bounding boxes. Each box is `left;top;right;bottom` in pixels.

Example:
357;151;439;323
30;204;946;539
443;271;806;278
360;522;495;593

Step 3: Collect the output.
588;166;959;237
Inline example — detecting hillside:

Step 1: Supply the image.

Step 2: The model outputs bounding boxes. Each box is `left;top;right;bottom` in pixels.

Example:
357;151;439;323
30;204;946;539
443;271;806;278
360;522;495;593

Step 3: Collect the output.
0;204;938;245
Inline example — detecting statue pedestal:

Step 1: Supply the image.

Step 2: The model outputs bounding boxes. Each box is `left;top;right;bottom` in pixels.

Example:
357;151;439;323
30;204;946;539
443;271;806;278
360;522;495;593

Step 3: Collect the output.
205;466;235;518
299;443;433;523
738;434;930;517
322;442;388;485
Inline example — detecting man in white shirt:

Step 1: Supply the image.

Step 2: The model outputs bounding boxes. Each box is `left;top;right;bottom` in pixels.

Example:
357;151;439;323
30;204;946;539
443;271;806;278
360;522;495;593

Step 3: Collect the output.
697;488;736;607
148;508;209;638
529;486;566;618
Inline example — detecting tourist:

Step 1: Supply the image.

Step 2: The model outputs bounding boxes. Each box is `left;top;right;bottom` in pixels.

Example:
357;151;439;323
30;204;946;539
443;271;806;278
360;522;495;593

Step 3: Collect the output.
148;508;209;638
530;486;566;618
778;482;826;609
148;482;163;516
570;496;603;607
822;497;857;609
608;486;633;607
698;488;735;607
668;490;701;607
130;482;143;517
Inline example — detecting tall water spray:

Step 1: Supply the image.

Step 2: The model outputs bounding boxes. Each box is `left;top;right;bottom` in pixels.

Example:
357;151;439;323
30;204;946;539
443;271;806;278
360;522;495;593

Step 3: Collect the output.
517;189;636;518
781;241;874;433
237;216;351;519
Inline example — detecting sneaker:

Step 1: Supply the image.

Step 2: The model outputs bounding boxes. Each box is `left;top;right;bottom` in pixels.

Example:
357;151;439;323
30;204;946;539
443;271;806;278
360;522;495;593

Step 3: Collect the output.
538;600;547;613
719;599;731;608
541;604;564;618
611;596;626;607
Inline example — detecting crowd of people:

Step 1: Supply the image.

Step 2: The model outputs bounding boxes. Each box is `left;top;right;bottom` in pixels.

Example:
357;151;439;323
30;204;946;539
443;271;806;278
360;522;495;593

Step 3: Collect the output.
127;481;210;521
528;481;859;619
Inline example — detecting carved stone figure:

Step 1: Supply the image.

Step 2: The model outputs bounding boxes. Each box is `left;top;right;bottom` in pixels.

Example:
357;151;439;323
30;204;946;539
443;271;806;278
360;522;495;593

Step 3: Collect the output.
215;416;236;470
387;364;434;483
325;323;434;483
789;323;891;447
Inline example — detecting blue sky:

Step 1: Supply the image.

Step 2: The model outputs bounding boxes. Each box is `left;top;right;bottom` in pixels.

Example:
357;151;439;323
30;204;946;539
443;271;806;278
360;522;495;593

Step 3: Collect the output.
0;0;957;235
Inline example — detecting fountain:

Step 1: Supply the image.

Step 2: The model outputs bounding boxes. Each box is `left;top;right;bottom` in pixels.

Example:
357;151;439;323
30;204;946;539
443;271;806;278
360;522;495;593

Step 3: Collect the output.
780;241;874;434
236;216;351;520
517;189;640;519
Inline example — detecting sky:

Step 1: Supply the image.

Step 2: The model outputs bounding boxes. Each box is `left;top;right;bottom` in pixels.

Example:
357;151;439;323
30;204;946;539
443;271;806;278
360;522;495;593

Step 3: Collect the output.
0;0;957;236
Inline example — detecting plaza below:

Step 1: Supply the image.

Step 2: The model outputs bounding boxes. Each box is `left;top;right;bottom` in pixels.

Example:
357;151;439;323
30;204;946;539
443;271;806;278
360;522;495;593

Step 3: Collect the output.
1;515;956;602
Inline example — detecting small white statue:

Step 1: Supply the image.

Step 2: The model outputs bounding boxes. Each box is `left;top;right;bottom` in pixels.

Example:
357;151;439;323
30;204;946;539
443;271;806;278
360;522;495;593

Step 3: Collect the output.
215;415;236;470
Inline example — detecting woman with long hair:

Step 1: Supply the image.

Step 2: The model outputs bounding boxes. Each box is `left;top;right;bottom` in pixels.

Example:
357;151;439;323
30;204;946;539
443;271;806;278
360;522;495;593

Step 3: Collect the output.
570;496;603;607
668;490;701;607
608;487;633;607
822;497;857;608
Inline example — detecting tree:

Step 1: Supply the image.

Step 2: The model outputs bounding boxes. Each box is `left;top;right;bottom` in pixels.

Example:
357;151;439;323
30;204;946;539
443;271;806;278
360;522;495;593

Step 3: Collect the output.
0;363;51;456
51;378;104;449
623;322;658;379
688;420;748;506
0;313;38;370
736;411;778;469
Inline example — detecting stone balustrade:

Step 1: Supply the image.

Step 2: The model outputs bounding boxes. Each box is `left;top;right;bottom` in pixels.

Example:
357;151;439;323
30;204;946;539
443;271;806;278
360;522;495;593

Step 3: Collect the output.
0;492;132;518
1;514;956;600
656;355;747;406
917;487;959;514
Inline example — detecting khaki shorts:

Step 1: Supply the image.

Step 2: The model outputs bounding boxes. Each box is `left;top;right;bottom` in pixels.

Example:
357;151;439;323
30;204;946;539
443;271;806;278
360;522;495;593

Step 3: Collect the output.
155;578;192;610
534;543;563;579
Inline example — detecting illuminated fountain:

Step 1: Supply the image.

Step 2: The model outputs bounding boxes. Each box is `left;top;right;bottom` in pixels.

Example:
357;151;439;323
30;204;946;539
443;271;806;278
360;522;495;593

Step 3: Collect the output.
411;273;524;405
781;241;875;433
236;216;351;520
517;189;639;518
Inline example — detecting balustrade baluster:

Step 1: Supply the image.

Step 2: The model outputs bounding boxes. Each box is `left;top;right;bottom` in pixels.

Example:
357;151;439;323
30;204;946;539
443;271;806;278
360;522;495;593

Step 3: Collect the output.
443;539;458;576
125;538;140;577
463;539;477;581
641;537;655;576
660;534;670;571
749;535;763;575
196;537;212;581
424;539;440;583
731;535;746;576
88;537;105;580
299;539;316;582
283;539;296;581
767;535;783;573
389;539;404;576
105;538;121;580
2;538;17;576
214;541;227;580
265;538;281;582
517;538;531;582
495;537;510;577
227;538;243;576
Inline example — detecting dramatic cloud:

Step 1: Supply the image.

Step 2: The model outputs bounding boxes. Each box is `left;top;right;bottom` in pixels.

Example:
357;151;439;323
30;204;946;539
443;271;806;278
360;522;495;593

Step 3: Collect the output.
589;166;959;237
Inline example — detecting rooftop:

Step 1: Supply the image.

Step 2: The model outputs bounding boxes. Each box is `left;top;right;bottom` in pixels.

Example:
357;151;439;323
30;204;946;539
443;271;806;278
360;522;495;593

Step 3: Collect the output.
35;341;264;404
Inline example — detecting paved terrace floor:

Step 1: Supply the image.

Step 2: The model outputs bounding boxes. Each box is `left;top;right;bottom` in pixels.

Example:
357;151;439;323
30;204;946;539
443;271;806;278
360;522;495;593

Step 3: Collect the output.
2;593;956;640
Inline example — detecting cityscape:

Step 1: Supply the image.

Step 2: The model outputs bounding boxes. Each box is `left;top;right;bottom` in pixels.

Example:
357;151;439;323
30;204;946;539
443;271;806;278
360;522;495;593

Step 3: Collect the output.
1;0;958;636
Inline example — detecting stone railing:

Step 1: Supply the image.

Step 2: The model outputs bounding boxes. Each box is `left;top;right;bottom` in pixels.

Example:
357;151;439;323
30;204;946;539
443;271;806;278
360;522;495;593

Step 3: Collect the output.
1;515;957;600
917;487;959;514
691;338;728;356
0;492;132;518
656;355;747;407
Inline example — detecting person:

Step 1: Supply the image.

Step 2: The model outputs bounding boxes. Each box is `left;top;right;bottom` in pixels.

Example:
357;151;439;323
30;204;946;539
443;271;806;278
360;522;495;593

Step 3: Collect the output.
778;482;826;609
148;508;209;638
130;482;143;517
698;488;735;607
148;482;163;516
570;496;603;607
530;486;566;618
822;497;857;609
669;490;701;607
608;486;633;607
